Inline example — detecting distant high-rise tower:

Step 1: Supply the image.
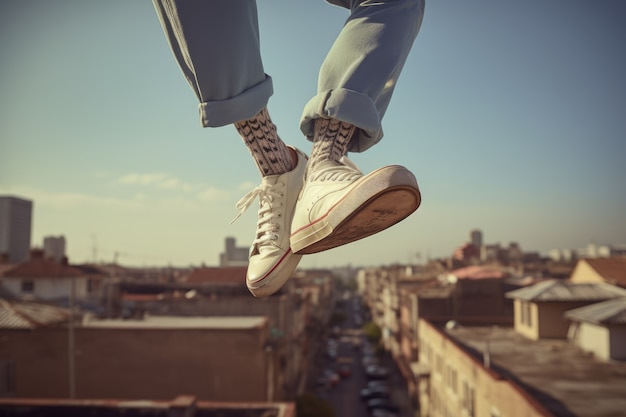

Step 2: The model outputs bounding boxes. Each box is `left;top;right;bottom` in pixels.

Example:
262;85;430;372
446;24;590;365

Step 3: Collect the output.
219;237;249;267
470;229;483;248
43;235;66;262
0;196;33;263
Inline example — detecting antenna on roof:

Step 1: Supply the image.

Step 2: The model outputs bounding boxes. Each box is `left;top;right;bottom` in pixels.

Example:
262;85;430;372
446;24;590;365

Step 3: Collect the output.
91;234;98;264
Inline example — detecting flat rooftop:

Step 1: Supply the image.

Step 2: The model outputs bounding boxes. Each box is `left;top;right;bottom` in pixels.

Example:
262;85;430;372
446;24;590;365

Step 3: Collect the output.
446;325;626;417
82;316;267;330
0;396;295;417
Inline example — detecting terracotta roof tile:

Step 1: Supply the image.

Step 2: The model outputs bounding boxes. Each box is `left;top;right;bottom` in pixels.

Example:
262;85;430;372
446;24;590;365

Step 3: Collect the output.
3;258;85;279
450;265;508;280
583;257;626;287
186;266;247;284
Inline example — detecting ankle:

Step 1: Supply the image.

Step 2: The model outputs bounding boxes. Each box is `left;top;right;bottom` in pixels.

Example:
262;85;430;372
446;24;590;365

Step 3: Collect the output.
288;148;298;171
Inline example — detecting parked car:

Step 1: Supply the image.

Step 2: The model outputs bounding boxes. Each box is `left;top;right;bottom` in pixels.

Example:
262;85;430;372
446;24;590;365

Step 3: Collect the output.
338;364;351;378
366;398;399;413
366;365;389;379
323;369;340;387
362;354;379;367
362;342;376;355
360;387;391;400
366;380;390;390
371;409;398;417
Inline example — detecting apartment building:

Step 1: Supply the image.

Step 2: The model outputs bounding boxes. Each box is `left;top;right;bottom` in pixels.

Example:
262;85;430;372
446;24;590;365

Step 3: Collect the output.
506;279;626;340
219;237;249;267
0;196;32;264
418;319;555;417
0;313;278;402
43;235;66;262
0;396;296;417
360;255;626;416
116;266;336;400
1;250;102;304
419;316;626;417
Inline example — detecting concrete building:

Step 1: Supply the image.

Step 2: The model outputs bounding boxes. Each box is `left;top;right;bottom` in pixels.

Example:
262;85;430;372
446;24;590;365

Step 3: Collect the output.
0;196;32;264
452;242;480;264
0;396;296;417
43;235;66;262
1;250;101;304
565;297;626;361
470;229;483;249
418;319;626;417
506;279;626;340
116;266;336;400
0;313;279;402
219;237;249;267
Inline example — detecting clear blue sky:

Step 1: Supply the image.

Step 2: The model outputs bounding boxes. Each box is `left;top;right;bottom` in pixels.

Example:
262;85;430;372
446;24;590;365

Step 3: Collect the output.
1;1;625;268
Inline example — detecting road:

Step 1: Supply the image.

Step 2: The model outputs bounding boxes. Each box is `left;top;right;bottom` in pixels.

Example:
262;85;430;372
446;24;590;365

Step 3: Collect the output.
308;294;414;417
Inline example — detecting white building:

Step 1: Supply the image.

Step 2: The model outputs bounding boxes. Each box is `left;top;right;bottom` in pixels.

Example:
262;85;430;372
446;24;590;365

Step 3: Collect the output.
565;298;626;361
1;251;98;303
43;236;67;262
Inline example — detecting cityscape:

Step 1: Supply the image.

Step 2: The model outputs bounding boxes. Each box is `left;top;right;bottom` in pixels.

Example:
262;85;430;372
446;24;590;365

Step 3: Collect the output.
0;194;625;417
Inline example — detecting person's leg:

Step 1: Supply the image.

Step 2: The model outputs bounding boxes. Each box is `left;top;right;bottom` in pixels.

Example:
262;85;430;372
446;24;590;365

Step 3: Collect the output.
302;0;425;153
153;0;292;174
291;0;425;254
153;0;304;296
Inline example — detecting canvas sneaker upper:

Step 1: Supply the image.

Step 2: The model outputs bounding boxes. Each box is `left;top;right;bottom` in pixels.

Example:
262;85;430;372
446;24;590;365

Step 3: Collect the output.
291;157;420;255
232;147;307;297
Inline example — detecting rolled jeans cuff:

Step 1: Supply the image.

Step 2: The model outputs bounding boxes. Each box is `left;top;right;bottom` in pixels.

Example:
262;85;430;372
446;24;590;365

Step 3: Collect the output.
199;75;274;127
300;88;383;153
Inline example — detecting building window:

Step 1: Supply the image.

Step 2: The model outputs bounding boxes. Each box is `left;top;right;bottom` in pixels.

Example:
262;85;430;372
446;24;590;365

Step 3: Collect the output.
462;381;476;417
21;280;34;293
521;301;533;327
0;360;16;396
450;368;458;394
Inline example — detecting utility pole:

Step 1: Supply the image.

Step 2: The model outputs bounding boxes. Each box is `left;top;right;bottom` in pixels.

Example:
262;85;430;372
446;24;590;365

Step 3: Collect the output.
68;277;76;398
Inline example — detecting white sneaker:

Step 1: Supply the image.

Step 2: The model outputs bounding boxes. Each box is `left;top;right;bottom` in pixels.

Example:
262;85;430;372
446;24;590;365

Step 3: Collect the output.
290;157;421;255
232;147;308;297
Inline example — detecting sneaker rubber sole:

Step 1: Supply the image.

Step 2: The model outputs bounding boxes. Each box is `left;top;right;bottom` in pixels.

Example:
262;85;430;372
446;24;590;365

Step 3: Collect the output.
247;250;302;297
290;165;421;255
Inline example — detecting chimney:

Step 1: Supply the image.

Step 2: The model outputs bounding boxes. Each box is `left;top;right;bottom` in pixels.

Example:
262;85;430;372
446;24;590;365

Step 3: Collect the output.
30;248;44;260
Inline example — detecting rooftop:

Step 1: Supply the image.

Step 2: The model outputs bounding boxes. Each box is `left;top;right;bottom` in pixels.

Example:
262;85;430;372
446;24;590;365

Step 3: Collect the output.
506;279;626;302
186;266;247;284
2;258;86;279
82;315;267;330
581;257;626;287
0;395;295;417
446;325;626;417
0;298;69;329
565;297;626;325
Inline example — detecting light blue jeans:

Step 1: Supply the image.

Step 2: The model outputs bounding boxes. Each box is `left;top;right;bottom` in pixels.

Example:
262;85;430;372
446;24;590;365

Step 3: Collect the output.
153;0;425;152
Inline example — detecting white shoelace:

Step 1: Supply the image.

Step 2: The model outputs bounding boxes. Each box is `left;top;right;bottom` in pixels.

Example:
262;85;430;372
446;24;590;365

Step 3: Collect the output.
231;182;285;246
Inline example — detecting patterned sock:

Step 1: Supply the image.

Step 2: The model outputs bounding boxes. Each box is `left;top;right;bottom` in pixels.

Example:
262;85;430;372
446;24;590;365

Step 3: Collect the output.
308;117;356;173
235;107;293;177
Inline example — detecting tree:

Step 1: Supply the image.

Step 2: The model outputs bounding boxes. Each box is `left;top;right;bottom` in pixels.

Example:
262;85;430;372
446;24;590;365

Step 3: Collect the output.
362;321;382;344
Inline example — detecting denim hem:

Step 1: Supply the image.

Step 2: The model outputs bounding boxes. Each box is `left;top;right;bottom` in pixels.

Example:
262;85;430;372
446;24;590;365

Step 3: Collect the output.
300;88;383;153
199;75;273;127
